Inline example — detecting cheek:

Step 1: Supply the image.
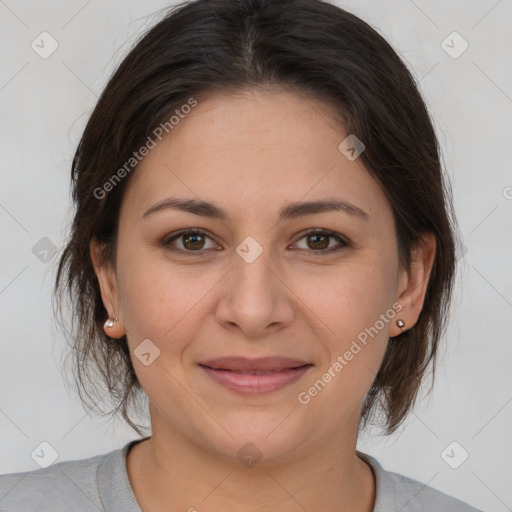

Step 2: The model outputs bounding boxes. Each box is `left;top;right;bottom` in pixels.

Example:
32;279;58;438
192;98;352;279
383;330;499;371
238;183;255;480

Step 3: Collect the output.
293;256;397;393
292;262;396;424
294;256;397;340
116;247;212;347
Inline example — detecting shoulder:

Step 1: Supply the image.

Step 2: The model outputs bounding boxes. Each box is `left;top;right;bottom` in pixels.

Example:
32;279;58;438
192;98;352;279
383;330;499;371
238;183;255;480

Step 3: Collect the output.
0;444;132;512
357;451;484;512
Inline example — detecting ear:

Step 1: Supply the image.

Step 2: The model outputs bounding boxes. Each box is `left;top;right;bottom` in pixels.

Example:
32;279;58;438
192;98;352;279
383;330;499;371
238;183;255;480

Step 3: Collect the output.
391;233;436;336
90;238;126;338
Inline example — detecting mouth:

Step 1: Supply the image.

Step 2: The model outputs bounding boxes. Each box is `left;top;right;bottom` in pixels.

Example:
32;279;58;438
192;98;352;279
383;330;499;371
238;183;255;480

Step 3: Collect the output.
198;356;313;394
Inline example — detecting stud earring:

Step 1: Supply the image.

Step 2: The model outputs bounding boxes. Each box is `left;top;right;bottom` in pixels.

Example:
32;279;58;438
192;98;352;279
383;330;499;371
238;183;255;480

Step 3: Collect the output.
396;319;405;331
104;317;118;329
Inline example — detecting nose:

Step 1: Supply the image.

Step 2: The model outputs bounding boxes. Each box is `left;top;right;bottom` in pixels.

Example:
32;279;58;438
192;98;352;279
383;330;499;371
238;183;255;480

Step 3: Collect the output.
215;242;296;339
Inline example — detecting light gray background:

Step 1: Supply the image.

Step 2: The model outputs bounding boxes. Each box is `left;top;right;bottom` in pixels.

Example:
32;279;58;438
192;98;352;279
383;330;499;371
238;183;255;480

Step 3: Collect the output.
1;1;511;510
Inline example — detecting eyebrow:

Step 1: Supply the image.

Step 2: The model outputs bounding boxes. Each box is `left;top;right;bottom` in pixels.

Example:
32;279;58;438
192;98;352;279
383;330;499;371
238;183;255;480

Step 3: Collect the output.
142;197;369;222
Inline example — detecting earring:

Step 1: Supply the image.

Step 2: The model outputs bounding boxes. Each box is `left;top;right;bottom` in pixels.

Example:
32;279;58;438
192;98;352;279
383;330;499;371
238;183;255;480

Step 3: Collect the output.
396;319;405;331
104;317;118;329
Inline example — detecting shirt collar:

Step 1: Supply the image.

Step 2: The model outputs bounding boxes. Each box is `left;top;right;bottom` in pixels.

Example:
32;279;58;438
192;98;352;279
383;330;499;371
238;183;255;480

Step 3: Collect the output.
357;450;396;511
97;437;148;512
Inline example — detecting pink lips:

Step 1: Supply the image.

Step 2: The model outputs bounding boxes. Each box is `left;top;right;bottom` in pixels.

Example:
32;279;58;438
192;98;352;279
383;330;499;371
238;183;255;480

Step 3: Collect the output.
199;356;313;394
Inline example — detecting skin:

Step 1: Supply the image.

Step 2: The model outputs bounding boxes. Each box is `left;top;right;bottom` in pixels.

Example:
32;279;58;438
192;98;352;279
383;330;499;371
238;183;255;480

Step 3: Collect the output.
91;88;435;512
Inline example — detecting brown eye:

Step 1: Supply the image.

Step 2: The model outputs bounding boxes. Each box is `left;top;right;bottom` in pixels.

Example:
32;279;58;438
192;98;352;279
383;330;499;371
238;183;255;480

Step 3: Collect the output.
294;229;348;254
182;232;205;250
163;230;218;252
307;233;330;250
163;228;348;255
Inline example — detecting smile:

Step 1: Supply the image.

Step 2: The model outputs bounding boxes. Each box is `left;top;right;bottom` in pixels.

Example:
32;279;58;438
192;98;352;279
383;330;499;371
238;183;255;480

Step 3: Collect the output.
199;356;313;394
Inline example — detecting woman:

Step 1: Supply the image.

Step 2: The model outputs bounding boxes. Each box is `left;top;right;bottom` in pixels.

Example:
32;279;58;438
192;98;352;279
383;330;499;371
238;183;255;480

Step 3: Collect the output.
0;0;483;510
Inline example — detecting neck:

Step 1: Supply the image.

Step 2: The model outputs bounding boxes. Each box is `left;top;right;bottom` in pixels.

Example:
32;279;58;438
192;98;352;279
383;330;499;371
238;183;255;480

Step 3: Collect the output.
126;424;375;512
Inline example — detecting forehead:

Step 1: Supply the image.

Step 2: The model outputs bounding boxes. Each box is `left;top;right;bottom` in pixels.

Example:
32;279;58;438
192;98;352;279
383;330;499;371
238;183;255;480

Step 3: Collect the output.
121;89;392;225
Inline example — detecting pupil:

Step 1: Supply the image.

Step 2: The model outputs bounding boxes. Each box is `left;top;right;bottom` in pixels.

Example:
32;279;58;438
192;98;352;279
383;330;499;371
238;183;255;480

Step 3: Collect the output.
185;234;203;249
310;234;328;250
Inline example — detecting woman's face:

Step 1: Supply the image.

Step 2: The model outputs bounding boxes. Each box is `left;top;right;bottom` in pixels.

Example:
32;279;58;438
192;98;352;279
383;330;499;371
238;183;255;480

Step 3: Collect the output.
93;89;432;463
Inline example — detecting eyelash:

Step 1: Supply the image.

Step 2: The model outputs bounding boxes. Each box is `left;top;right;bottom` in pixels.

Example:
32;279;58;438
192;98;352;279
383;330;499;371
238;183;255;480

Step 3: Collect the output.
162;228;349;255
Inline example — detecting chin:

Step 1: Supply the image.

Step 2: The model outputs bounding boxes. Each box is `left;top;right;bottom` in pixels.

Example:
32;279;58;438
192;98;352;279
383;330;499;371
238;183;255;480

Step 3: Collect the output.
192;411;315;467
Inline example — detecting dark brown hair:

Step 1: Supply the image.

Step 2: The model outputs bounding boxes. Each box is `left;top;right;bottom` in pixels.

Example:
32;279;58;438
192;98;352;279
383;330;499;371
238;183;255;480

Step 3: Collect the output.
54;0;459;436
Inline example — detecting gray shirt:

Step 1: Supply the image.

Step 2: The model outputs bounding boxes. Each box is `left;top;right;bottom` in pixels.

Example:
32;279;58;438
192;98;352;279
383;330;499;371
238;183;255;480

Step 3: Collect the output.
0;438;483;511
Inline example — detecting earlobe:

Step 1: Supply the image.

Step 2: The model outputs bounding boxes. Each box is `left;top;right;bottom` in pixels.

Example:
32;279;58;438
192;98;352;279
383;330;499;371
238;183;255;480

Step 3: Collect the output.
392;233;436;336
90;239;126;338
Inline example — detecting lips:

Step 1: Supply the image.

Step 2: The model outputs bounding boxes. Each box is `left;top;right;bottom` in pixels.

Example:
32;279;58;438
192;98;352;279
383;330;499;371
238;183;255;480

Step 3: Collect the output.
199;356;311;373
199;356;313;394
